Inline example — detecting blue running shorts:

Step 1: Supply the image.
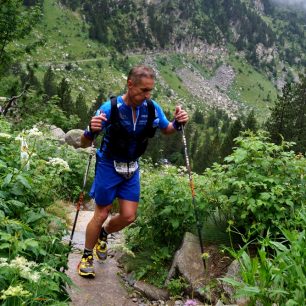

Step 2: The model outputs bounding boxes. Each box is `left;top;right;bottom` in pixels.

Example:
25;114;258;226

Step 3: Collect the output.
89;155;140;206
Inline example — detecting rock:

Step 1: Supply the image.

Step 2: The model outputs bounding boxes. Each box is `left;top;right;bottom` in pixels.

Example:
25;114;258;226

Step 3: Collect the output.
49;125;65;144
132;297;138;303
166;232;205;290
222;260;249;306
65;129;84;148
124;273;136;286
76;146;96;155
166;233;232;303
133;281;170;301
65;129;83;148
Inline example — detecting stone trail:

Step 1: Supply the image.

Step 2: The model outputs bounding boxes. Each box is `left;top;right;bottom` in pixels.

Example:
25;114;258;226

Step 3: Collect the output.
65;209;135;306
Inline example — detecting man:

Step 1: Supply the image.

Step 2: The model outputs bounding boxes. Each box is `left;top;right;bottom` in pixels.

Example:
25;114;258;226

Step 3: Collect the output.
78;65;188;277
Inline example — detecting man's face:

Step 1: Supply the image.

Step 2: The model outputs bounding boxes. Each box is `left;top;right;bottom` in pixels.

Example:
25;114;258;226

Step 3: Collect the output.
128;77;155;107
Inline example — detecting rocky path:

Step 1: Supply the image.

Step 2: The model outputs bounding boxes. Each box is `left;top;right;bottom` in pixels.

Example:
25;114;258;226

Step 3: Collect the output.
64;205;209;306
65;209;135;306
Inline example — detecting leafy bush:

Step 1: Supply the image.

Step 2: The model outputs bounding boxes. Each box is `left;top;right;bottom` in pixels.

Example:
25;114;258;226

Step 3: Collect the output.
125;163;206;250
201;131;305;239
166;276;189;297
222;224;306;305
124;162;207;285
0;118;92;304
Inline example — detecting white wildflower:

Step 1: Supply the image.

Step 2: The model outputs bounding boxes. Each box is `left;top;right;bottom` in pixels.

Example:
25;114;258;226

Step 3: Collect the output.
15;134;23;141
1;285;31;299
11;256;37;269
20;269;40;283
0;257;8;267
27;127;43;137
0;133;11;139
40;265;56;276
20;138;30;170
47;157;70;171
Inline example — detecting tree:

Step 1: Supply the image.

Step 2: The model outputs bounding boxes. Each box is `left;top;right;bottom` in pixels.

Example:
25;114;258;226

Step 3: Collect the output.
0;1;40;73
57;78;74;115
266;75;306;153
43;66;57;97
192;109;205;125
221;118;243;158
244;110;257;132
75;92;89;129
25;64;41;92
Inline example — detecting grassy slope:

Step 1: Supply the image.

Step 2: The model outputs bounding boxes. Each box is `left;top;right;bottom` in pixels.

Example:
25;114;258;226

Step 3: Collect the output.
22;0;128;104
227;55;278;119
16;0;280;121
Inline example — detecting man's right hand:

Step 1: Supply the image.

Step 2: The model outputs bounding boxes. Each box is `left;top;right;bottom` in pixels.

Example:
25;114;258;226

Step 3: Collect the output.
90;112;107;132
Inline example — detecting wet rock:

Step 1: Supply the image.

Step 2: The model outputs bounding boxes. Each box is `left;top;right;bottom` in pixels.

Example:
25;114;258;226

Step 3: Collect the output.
134;281;170;301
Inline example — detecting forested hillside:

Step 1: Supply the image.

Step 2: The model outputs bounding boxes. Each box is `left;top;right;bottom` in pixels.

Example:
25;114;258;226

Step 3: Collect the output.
0;0;305;170
62;0;305;72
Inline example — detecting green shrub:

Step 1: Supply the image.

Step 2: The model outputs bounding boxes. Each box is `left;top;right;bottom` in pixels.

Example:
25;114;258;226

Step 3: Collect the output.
166;277;189;297
222;225;306;305
0;119;93;304
124;162;207;286
201;131;305;239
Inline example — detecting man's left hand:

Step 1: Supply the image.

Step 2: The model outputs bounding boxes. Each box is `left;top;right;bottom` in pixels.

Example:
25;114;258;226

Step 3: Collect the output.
174;106;189;124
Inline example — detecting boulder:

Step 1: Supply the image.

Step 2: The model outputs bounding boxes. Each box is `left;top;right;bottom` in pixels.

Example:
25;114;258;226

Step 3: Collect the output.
49;125;66;144
65;129;83;148
166;232;205;290
166;232;232;303
134;281;169;301
222;260;249;306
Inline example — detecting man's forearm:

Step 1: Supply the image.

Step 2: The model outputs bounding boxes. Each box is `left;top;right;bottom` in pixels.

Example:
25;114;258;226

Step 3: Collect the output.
161;122;180;135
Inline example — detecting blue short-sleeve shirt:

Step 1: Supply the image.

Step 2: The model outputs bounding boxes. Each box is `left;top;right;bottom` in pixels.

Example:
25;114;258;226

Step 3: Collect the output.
96;96;169;161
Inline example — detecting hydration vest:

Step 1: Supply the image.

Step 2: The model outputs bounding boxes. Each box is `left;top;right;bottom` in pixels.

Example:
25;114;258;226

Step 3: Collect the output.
102;97;157;161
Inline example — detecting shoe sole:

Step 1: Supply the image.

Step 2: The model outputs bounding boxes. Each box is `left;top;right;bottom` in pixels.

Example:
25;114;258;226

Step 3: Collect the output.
77;263;95;278
93;248;107;262
78;271;95;278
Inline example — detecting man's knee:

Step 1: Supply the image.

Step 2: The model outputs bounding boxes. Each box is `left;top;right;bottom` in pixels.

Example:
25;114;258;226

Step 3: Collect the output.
123;213;137;225
92;206;110;226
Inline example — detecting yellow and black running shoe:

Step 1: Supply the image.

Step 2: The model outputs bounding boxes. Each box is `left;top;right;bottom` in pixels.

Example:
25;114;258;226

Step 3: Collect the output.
77;255;95;277
94;238;107;261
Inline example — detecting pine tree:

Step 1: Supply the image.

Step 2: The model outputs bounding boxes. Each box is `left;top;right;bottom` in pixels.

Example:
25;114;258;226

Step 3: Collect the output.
57;77;74;115
25;64;41;91
221;118;243;158
43;66;57;97
75;92;89;129
244;110;257;131
267;76;306;153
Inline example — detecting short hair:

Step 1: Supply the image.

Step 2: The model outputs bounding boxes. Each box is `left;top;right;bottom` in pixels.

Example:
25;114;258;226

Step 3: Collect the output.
127;65;156;84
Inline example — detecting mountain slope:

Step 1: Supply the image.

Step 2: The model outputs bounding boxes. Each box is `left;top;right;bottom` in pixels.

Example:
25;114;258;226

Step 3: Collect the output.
13;0;305;122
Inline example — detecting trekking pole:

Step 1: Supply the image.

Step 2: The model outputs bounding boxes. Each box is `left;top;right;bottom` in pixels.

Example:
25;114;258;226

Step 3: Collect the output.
181;125;206;269
69;135;97;247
